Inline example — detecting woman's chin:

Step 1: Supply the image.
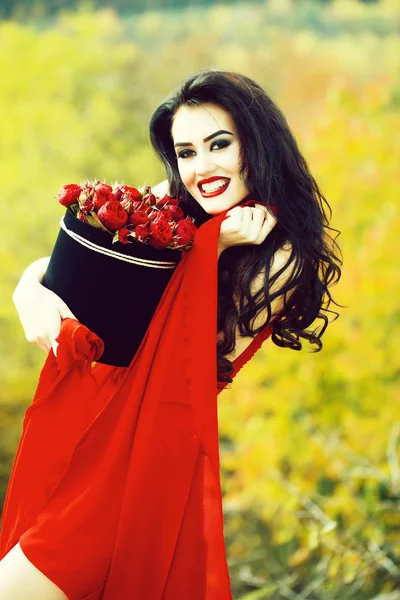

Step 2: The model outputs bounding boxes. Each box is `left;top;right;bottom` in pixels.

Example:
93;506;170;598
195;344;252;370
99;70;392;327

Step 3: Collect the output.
203;206;222;215
200;196;248;215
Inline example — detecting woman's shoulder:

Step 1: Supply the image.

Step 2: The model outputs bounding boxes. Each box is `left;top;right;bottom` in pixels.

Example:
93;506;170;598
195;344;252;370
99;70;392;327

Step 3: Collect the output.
148;180;170;197
223;241;295;364
269;241;293;276
252;241;294;295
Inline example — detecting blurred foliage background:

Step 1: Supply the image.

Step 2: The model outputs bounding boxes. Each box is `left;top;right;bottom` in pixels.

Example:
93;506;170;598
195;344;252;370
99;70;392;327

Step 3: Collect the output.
0;0;399;597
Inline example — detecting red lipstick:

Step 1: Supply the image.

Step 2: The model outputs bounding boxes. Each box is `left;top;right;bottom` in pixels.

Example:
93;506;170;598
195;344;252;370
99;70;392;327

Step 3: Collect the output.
198;176;226;185
197;177;231;198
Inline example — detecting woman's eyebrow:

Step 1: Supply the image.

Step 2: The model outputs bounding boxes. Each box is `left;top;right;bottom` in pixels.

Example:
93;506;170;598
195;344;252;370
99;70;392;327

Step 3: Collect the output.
174;129;233;148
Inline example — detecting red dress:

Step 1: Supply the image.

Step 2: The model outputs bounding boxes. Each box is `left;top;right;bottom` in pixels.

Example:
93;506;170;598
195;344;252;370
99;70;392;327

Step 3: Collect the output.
0;207;272;600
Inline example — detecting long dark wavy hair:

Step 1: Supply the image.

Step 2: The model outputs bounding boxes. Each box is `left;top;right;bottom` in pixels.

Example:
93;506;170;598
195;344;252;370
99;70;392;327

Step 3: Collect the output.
149;69;342;387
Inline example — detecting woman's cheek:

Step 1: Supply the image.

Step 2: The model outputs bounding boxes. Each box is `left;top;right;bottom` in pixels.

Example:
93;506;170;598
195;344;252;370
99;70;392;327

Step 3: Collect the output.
178;165;193;188
178;164;188;185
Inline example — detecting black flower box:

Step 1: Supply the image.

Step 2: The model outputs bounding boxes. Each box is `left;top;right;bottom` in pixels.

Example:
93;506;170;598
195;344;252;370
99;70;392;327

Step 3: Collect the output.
42;209;182;367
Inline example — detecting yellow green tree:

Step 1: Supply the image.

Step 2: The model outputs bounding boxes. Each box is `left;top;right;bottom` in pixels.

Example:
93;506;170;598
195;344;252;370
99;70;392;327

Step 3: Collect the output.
0;2;399;596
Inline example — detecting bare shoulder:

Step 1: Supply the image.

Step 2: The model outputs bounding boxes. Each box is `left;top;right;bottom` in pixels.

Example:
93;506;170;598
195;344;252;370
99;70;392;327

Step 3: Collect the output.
252;241;294;298
270;241;294;278
150;179;170;197
222;241;295;363
137;180;170;197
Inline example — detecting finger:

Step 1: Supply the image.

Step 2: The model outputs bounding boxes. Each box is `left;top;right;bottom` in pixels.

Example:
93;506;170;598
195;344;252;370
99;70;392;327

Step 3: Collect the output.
33;340;51;353
266;208;278;227
225;206;262;239
252;205;269;222
226;206;244;216
255;210;277;244
248;206;267;241
41;337;52;353
253;205;269;220
240;206;253;236
224;206;243;232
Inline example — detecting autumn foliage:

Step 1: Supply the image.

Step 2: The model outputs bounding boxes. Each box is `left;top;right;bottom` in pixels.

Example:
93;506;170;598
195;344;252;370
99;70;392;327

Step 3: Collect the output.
0;1;399;597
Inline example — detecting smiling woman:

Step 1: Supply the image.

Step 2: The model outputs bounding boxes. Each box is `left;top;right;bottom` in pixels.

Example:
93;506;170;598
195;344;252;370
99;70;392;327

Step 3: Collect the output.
171;105;250;214
150;69;342;384
1;69;342;600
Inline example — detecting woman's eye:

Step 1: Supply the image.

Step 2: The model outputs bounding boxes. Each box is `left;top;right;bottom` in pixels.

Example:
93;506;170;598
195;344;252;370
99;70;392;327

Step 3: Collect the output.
177;149;194;159
211;140;230;151
177;140;230;159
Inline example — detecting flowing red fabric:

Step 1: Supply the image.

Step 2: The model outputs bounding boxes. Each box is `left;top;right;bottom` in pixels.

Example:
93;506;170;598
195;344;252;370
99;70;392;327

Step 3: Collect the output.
0;205;272;600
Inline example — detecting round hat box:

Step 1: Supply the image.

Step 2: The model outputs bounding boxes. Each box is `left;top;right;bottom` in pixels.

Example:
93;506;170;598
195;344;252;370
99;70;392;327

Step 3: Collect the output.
42;209;182;367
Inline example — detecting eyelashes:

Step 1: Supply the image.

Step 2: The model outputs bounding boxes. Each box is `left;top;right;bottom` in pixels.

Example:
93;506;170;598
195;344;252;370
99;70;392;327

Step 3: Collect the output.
211;139;231;151
177;139;231;160
177;149;194;160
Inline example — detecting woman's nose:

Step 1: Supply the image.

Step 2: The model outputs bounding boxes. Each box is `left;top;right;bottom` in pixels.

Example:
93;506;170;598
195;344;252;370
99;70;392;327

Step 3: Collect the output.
195;151;215;177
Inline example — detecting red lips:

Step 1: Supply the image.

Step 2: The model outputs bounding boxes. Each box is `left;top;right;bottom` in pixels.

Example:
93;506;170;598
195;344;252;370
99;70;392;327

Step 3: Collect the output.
197;177;231;198
197;176;228;186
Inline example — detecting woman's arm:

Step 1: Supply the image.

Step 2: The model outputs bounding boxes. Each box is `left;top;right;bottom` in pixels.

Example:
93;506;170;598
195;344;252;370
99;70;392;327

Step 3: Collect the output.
217;204;293;363
13;256;50;289
13;257;77;354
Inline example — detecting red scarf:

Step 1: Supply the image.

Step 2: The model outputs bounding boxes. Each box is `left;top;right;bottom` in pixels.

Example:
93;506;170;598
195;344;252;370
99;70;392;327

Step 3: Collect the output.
0;205;272;600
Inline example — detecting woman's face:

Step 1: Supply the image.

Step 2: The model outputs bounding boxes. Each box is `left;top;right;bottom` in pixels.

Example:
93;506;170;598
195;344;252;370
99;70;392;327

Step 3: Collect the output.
171;103;251;215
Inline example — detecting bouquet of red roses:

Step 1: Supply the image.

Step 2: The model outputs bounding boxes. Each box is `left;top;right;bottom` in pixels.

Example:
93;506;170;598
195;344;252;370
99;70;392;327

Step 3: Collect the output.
58;180;197;251
43;180;197;367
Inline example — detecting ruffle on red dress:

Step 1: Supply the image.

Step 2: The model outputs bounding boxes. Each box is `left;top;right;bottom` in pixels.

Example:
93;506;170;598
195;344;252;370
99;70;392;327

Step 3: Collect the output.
0;205;272;600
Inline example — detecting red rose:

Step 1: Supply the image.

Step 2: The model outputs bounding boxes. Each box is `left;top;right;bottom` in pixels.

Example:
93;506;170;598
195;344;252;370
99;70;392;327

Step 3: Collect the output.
149;211;169;223
148;219;173;249
113;188;123;201
164;204;184;221
121;198;145;214
79;197;94;214
93;184;116;210
58;184;82;207
143;192;156;206
156;194;181;209
129;209;149;227
134;222;151;242
174;218;197;247
155;194;170;208
166;196;182;207
153;209;171;221
117;227;131;245
96;182;112;192
77;211;87;223
81;182;94;196
120;185;142;202
97;201;129;231
141;202;153;212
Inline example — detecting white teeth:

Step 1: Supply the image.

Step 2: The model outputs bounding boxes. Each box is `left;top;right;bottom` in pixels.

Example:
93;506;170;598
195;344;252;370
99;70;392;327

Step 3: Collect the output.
200;179;228;193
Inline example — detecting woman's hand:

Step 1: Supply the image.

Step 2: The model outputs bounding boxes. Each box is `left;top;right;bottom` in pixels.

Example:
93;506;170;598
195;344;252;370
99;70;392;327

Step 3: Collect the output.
218;205;277;255
12;258;77;355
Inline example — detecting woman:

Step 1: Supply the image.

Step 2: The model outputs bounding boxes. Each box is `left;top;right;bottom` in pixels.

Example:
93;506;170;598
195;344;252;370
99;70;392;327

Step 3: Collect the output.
0;69;341;599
